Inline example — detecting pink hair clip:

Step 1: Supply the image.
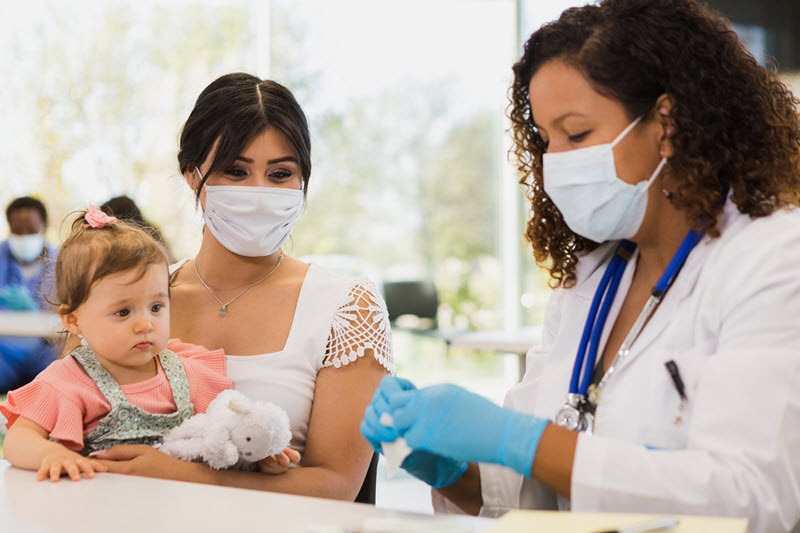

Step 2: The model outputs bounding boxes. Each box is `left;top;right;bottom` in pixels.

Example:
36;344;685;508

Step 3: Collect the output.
83;205;118;228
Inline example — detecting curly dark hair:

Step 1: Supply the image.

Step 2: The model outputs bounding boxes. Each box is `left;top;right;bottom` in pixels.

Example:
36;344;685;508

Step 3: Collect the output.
510;0;800;288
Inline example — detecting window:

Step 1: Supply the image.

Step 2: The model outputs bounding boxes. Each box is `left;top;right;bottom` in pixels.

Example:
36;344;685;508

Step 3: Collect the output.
2;0;542;338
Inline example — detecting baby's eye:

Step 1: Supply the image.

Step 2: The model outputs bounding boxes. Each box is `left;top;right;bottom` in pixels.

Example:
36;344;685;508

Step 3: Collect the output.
115;309;131;318
151;303;163;313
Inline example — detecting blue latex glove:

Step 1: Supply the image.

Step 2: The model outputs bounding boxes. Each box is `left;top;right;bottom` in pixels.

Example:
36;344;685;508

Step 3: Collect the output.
0;285;39;311
361;376;468;488
389;381;549;477
361;376;415;451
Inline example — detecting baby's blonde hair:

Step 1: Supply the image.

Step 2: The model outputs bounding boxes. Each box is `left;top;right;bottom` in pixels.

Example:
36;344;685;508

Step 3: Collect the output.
53;210;169;315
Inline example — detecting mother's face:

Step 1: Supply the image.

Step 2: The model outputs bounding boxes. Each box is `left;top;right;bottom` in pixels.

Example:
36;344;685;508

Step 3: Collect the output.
184;127;303;211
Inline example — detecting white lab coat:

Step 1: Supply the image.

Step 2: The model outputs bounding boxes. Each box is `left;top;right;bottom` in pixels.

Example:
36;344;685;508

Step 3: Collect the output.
474;200;800;533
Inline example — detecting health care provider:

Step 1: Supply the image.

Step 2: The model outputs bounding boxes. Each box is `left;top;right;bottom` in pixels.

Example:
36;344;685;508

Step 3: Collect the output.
0;196;58;392
361;1;800;532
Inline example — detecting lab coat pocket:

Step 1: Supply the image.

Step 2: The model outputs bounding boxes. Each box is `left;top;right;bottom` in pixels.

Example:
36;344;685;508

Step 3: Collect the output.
639;349;708;450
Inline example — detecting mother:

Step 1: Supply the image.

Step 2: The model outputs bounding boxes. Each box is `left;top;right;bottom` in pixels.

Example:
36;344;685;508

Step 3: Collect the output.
99;73;393;501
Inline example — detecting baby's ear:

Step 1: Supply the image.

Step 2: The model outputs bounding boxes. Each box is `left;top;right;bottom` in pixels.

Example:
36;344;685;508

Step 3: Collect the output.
60;310;78;332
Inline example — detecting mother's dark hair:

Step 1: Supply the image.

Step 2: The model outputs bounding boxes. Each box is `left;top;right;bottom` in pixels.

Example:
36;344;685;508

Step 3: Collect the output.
178;73;312;201
510;0;800;288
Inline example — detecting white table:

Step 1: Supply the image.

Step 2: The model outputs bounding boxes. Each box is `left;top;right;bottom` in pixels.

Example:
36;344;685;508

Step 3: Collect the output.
0;461;752;533
447;326;541;381
0;460;494;532
0;311;61;337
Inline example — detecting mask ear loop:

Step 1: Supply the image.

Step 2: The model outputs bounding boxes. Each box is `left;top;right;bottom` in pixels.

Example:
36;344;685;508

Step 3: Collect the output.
609;116;644;149
646;157;668;187
614;115;668;191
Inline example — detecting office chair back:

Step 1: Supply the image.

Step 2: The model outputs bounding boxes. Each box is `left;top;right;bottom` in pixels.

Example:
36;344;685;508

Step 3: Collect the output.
381;279;439;330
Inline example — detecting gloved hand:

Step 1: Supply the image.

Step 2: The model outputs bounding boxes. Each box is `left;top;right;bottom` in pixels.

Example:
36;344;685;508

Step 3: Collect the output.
361;375;416;451
361;376;468;488
389;381;549;477
0;285;39;311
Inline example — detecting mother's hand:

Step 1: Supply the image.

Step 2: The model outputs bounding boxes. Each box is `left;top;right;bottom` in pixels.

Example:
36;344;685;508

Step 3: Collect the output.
93;445;191;479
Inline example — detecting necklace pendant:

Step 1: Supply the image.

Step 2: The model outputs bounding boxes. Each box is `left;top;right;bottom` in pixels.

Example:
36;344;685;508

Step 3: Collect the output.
194;250;285;319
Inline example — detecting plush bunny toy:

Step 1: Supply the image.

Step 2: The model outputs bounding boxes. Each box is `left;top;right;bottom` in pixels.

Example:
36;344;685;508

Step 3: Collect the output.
158;389;292;470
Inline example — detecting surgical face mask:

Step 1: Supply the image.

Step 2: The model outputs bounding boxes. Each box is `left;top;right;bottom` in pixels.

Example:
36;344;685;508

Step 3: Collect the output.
8;233;45;263
543;116;667;242
203;184;304;257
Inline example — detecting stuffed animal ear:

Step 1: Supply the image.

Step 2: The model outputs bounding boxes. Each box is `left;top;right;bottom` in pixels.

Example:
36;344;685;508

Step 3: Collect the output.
228;399;250;415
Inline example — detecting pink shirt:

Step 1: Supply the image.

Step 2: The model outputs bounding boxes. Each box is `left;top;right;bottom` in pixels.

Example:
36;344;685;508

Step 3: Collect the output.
0;338;231;450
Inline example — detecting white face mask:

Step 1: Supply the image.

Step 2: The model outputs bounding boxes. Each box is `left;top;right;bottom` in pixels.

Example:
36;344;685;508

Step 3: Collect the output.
203;184;304;257
8;233;45;263
543;116;667;242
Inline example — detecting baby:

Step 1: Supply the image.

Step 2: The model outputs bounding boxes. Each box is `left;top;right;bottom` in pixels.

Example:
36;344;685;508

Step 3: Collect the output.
1;207;233;480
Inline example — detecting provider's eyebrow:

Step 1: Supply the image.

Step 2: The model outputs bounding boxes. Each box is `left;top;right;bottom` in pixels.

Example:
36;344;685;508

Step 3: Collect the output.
549;111;584;129
235;155;300;165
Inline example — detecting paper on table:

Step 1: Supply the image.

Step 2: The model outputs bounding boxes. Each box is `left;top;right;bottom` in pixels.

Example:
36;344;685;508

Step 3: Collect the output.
379;412;412;478
486;511;748;533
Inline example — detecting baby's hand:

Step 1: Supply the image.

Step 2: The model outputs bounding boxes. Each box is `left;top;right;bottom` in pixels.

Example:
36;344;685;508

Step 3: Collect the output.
38;449;108;482
255;447;301;475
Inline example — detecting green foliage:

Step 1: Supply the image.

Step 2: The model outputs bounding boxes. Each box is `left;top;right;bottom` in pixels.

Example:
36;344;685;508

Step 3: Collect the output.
0;0;549;334
290;80;507;329
0;1;256;254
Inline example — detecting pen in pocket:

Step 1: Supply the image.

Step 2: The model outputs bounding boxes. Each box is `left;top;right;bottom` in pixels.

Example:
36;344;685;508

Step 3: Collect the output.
664;360;687;401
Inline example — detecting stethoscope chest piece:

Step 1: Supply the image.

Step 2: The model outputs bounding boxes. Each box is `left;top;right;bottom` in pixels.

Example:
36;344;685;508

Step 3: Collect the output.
554;393;594;434
554;230;703;437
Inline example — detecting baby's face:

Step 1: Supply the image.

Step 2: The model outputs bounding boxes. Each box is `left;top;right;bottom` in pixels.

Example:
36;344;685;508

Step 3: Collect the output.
70;263;170;381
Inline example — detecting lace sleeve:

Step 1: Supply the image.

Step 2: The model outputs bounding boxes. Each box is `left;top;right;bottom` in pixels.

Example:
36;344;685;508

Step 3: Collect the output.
322;279;394;373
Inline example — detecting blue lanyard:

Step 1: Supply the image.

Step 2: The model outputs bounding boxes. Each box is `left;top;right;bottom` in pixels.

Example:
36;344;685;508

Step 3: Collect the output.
569;229;704;396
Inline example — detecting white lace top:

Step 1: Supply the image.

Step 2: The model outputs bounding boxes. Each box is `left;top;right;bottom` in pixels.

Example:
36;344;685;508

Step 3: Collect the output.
172;262;394;455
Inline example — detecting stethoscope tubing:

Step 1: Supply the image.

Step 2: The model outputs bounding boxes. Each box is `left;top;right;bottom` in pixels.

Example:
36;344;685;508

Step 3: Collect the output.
567;230;703;398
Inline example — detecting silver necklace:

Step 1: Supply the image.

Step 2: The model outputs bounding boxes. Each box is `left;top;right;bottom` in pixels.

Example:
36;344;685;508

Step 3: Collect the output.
193;250;285;317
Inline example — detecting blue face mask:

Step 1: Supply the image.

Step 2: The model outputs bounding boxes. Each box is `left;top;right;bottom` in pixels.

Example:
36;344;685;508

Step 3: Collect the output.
542;116;667;243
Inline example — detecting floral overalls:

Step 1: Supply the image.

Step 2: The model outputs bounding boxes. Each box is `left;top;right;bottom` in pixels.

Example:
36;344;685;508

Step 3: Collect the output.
71;346;194;456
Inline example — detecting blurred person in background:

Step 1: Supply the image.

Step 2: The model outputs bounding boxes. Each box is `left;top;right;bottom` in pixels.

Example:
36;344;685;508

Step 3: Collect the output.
100;195;174;263
0;196;58;393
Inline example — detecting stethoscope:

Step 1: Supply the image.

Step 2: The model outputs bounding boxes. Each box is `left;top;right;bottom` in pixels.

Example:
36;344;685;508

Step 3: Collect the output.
553;228;705;433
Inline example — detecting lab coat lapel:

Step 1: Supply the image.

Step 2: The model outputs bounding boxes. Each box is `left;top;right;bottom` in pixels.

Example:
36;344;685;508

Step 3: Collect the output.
609;234;713;375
